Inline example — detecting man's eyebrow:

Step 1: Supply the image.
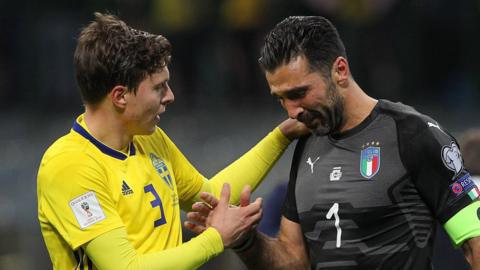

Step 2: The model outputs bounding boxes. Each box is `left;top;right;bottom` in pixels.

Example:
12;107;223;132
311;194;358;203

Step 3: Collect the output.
272;86;309;96
154;78;169;87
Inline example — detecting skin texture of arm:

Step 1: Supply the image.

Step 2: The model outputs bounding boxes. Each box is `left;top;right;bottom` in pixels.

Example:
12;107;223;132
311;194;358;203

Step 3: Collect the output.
463;237;480;270
185;190;309;269
236;216;310;270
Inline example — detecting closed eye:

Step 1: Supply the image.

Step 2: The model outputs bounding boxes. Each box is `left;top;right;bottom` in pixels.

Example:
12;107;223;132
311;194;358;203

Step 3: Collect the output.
284;87;308;100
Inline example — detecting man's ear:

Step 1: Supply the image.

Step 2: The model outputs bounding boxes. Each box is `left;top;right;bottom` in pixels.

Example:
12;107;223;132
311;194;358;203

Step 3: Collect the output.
331;57;350;87
110;85;128;109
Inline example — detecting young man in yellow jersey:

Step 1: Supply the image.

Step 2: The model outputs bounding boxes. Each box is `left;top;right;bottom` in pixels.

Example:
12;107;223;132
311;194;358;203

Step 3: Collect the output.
37;13;306;269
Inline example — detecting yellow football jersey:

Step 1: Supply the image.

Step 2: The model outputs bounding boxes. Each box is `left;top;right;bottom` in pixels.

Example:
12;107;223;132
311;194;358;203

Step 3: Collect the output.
37;115;205;269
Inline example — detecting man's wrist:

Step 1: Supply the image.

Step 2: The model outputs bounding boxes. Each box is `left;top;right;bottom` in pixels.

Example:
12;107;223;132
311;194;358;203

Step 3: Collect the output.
277;125;294;141
231;231;256;253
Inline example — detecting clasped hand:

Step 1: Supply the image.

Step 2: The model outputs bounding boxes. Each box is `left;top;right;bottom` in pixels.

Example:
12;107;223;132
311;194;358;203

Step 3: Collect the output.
184;183;262;248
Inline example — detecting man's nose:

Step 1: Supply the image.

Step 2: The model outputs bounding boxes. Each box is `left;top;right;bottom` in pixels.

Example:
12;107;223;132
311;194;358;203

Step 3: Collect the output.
162;86;175;105
283;100;303;119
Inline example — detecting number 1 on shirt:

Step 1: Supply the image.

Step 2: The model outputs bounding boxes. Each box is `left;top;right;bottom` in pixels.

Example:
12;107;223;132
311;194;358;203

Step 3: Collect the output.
326;203;342;248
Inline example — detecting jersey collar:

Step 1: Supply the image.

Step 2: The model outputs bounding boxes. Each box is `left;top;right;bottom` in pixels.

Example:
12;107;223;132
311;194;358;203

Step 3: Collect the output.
329;100;381;140
72;119;136;160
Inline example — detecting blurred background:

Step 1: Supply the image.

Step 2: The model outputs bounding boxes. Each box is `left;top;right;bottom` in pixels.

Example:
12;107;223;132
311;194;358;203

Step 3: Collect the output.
0;0;479;269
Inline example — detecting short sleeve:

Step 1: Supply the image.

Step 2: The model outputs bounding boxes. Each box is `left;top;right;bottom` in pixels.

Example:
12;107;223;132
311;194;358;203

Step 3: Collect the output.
399;122;480;244
38;151;124;249
401;125;476;222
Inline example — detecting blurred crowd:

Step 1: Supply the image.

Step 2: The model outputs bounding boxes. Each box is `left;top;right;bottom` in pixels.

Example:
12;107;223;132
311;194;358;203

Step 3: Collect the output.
1;0;479;113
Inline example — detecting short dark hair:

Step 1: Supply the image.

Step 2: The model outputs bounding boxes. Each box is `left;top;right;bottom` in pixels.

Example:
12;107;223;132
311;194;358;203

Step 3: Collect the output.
460;129;480;175
74;12;172;105
259;16;347;77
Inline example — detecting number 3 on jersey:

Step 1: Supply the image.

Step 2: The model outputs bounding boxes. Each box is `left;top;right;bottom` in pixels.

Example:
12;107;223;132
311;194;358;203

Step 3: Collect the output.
144;184;167;227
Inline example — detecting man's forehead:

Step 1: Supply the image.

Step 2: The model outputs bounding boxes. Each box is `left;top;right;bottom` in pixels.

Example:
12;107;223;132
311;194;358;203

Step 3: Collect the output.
150;67;170;82
266;58;320;94
268;56;309;75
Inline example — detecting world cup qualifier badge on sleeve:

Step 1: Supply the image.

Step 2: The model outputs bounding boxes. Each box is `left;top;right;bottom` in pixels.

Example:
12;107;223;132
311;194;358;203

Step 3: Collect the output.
69;191;106;229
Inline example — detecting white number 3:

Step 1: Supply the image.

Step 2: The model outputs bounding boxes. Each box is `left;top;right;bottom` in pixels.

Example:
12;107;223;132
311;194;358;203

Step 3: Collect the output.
326;203;342;248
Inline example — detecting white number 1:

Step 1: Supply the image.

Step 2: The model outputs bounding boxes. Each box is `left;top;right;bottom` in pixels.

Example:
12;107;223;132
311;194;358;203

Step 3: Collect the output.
326;203;342;248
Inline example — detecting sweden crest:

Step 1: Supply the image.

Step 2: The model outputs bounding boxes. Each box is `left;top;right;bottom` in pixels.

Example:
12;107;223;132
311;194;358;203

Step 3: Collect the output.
150;153;173;190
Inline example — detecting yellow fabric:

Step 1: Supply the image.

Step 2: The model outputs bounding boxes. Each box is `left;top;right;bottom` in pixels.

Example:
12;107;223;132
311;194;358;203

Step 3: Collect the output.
196;127;291;204
38;115;204;269
37;114;291;269
85;227;223;270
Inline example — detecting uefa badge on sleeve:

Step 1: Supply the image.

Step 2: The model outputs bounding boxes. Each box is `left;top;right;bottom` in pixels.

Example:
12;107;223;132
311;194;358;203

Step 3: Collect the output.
360;142;381;179
449;173;480;201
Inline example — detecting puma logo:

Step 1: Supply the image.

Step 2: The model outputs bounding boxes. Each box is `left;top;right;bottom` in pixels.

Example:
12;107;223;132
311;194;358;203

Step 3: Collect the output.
306;157;320;174
427;122;440;130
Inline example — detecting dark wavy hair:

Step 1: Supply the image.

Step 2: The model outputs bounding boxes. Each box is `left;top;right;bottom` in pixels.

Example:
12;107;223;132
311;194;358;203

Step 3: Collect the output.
74;12;172;105
259;16;346;78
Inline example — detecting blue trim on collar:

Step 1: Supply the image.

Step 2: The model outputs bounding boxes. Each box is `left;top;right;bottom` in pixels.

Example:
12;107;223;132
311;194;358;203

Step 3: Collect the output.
72;121;136;160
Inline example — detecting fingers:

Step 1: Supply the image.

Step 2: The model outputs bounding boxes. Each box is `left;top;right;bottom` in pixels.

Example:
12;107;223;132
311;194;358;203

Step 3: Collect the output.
199;184;251;208
247;208;263;226
239;207;263;231
241;197;263;216
192;202;213;216
186;211;207;224
232;207;263;236
183;221;206;234
199;192;219;208
239;185;251;207
218;183;231;207
278;118;309;140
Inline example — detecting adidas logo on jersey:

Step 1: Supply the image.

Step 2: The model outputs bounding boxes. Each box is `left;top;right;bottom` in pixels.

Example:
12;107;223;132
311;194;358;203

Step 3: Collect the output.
122;180;134;195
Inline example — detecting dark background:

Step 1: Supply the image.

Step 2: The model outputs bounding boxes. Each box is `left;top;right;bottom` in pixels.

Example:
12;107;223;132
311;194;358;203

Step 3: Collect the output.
0;0;478;269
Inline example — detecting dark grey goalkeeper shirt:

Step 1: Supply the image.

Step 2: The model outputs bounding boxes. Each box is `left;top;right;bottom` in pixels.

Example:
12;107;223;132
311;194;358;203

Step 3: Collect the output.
282;99;477;269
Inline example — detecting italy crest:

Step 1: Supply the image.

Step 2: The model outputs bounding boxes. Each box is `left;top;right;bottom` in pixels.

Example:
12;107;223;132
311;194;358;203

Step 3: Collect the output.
360;145;381;179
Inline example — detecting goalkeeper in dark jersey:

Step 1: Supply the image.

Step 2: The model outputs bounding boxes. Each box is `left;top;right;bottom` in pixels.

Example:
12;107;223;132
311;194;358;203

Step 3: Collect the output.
186;16;480;269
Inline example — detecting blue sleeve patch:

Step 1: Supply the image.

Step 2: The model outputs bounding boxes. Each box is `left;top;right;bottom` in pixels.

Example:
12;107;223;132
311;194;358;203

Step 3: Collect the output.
450;173;480;200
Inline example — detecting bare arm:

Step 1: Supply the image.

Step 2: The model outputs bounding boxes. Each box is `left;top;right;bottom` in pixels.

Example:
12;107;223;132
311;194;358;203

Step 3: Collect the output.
463;236;480;269
185;190;309;269
236;216;309;270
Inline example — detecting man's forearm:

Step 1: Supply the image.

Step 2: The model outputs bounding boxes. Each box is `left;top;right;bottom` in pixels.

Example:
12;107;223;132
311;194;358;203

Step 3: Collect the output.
236;232;309;270
463;237;480;270
85;227;224;270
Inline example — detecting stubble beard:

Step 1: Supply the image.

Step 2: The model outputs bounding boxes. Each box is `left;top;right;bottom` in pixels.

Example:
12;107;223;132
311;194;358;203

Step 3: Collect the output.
297;80;344;136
